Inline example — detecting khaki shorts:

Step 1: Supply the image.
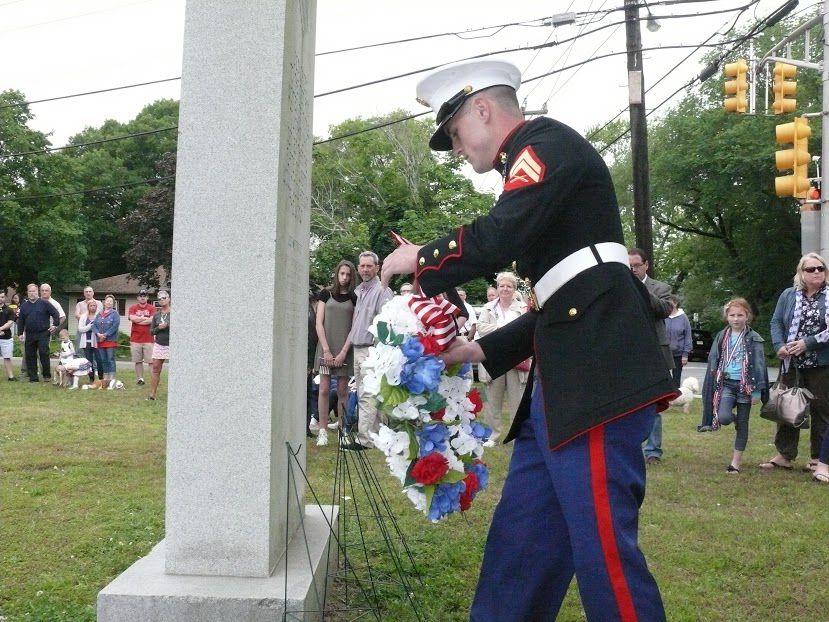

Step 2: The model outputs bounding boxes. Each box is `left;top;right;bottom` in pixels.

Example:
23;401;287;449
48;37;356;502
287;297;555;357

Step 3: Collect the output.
130;342;154;363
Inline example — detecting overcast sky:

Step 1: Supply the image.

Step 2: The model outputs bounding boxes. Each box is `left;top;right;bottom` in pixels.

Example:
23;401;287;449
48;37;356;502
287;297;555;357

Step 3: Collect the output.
0;0;814;193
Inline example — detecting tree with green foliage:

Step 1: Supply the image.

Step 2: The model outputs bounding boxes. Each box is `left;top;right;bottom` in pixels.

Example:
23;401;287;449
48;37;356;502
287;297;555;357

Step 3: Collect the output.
0;90;87;289
121;151;176;289
66;99;179;279
311;112;494;298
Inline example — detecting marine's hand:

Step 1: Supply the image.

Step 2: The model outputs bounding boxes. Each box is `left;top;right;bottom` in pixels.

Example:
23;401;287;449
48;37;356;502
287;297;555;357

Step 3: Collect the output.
439;337;484;367
382;244;422;279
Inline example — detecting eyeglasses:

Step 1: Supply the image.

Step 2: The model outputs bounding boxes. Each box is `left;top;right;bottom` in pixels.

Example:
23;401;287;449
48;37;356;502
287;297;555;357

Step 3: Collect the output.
158;296;169;300
803;266;826;273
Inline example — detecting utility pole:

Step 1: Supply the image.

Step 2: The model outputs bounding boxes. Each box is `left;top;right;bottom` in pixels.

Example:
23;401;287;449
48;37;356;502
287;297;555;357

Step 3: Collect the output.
624;0;655;273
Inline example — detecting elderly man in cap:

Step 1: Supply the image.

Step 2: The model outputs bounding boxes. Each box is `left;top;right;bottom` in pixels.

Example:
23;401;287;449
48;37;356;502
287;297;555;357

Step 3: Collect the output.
382;60;676;622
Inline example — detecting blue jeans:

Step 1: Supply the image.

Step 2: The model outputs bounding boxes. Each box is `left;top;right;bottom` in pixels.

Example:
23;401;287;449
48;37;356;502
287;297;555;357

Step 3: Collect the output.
717;379;751;451
99;347;116;374
643;414;662;459
84;346;104;380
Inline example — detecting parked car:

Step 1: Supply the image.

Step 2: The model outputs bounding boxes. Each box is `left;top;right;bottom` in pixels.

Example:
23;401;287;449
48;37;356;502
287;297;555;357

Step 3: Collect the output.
688;328;713;362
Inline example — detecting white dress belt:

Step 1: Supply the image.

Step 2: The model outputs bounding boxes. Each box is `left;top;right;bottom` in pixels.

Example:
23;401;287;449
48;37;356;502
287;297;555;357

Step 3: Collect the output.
532;242;629;310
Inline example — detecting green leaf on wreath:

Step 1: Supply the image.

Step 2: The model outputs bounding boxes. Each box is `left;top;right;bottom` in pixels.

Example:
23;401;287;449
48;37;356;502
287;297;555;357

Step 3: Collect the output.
423;484;435;513
423;392;447;412
404;458;417;486
445;362;462;376
407;428;419;461
440;469;466;484
380;375;409;407
376;321;390;343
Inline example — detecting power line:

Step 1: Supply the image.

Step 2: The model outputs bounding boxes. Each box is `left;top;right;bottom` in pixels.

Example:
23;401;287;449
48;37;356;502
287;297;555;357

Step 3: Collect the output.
313;112;431;145
586;5;746;144
315;3;764;99
0;175;174;203
316;16;555;56
596;0;800;154
0;76;180;110
0;112;432;200
0;126;178;159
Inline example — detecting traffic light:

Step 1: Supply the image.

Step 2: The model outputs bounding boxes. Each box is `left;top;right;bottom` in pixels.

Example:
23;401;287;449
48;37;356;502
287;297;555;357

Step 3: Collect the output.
772;62;797;115
724;58;748;113
775;116;811;198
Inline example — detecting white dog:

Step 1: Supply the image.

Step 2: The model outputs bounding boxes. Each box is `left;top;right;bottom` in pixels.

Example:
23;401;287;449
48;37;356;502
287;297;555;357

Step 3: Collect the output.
669;376;700;413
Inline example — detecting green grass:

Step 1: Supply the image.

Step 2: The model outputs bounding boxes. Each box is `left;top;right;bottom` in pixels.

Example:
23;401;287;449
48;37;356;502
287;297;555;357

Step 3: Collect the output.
2;384;828;621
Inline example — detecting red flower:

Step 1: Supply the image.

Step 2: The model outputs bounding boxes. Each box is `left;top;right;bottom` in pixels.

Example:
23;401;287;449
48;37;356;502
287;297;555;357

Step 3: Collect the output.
468;388;483;414
418;333;442;356
431;408;446;421
460;471;479;511
410;453;449;485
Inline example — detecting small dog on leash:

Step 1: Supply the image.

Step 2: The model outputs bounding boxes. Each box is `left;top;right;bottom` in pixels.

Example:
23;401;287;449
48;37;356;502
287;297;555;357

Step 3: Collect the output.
669;376;700;413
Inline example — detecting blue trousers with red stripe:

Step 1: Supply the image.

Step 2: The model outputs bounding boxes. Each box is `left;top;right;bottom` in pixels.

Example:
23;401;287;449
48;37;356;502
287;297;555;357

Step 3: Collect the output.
470;383;665;621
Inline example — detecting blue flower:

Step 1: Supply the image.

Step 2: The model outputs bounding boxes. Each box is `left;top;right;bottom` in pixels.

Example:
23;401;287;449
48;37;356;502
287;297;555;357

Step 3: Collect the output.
470;421;492;441
468;461;489;490
417;423;449;457
401;336;425;362
400;355;444;394
428;481;464;521
459;362;472;377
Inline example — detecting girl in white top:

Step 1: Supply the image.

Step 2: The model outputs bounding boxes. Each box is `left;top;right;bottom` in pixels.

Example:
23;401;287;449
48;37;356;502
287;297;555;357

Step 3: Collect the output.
77;299;102;382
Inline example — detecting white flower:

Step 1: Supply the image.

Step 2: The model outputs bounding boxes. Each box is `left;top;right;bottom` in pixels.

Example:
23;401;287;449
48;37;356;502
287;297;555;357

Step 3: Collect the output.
371;425;410;456
370;296;421;338
443;448;465;474
386;454;411;484
404;486;427;512
438;375;471;401
449;425;480;456
362;343;407;395
390;395;428;421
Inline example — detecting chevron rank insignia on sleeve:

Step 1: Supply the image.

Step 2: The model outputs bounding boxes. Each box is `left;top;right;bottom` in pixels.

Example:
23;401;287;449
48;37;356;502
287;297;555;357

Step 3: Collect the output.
503;146;546;192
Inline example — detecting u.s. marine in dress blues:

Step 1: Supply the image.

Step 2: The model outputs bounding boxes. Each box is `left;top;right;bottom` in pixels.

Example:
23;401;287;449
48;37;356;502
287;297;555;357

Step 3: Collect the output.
397;59;677;621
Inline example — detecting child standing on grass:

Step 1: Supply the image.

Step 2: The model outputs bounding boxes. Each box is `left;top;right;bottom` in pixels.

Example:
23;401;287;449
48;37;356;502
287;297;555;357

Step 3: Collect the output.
702;298;769;473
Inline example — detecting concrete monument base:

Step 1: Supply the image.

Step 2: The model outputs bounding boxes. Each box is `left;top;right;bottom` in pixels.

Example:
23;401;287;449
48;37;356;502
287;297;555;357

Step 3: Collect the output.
97;505;338;622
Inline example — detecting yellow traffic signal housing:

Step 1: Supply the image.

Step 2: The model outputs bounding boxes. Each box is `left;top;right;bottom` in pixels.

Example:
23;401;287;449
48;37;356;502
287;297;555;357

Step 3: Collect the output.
772;62;797;115
775;116;811;198
724;59;748;113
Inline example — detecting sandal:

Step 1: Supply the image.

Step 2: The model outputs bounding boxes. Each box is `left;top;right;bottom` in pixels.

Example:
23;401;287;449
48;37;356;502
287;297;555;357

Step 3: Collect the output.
726;465;740;474
758;460;793;470
802;460;818;473
812;472;829;484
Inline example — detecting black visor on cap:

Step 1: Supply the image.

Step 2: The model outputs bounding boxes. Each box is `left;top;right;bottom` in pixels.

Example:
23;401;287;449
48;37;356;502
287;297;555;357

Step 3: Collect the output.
429;87;472;151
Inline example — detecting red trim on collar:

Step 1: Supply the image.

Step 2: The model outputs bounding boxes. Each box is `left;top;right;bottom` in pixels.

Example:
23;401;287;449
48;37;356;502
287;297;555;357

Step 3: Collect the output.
415;227;465;280
490;120;529;169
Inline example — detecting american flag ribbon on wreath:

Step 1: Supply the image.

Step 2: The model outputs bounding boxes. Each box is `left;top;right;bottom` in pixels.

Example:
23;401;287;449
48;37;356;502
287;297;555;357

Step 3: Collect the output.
390;231;460;350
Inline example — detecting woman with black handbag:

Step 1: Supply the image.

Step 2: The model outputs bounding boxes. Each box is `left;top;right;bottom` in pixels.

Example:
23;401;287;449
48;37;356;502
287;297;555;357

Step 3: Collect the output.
761;253;829;473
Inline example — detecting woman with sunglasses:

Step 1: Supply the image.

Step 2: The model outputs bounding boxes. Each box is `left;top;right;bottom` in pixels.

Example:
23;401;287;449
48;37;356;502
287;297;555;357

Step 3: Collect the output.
761;252;829;474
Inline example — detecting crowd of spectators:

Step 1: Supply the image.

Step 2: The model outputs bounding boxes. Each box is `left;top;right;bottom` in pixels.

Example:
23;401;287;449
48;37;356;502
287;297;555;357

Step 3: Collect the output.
0;283;170;398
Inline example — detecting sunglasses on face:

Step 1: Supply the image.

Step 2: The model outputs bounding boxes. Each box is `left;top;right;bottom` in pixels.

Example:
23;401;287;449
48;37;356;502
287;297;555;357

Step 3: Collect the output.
803;266;826;273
